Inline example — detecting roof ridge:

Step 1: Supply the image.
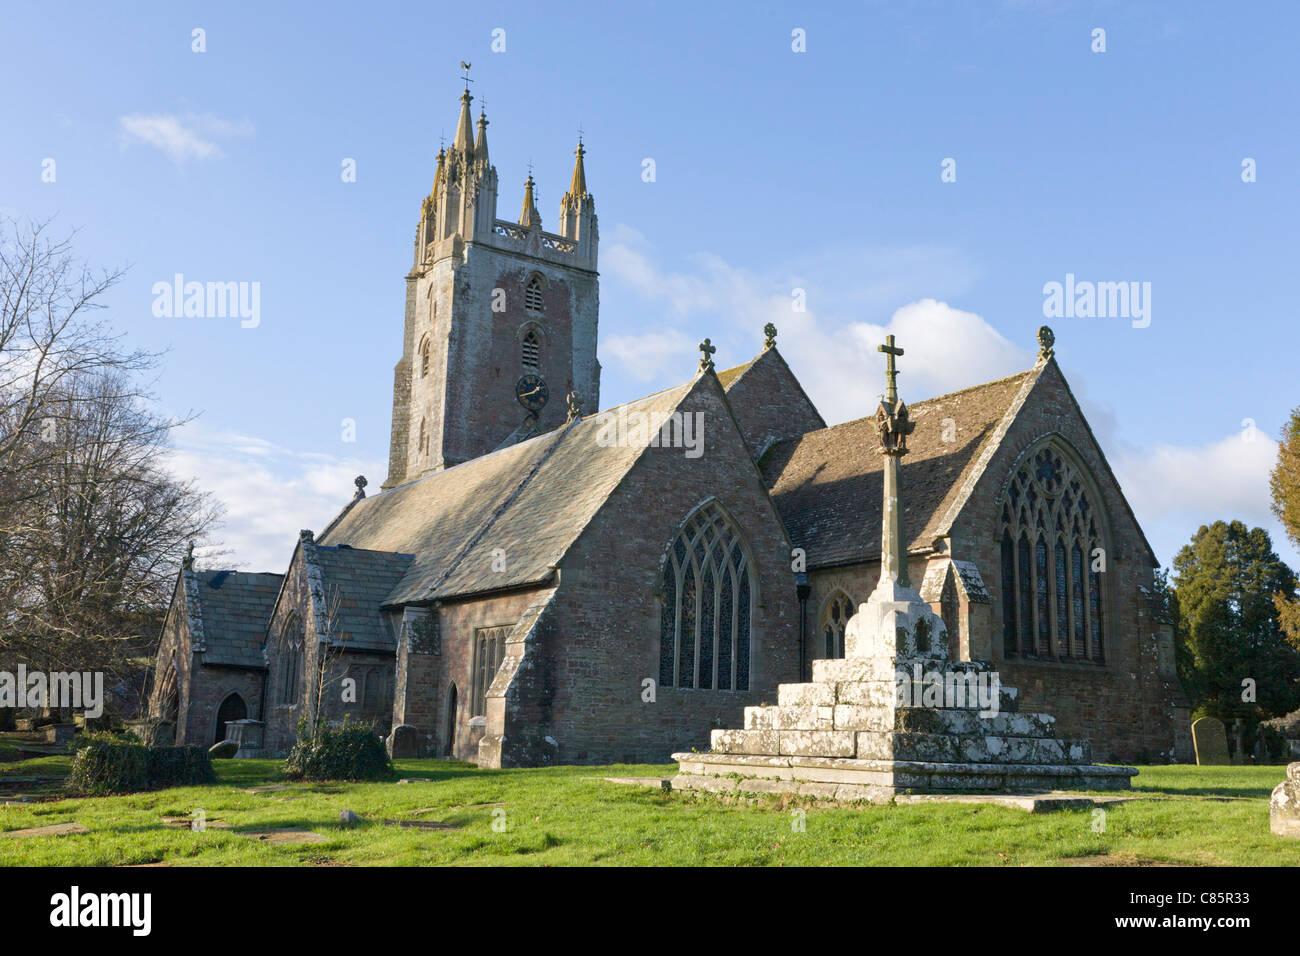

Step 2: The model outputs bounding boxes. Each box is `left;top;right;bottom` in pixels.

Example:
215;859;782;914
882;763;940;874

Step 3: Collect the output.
772;366;1036;446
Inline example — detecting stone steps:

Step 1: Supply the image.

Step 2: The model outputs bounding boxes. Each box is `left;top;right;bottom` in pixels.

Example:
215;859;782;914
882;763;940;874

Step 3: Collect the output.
710;726;1091;765
744;705;1055;738
776;679;1019;714
673;751;1135;801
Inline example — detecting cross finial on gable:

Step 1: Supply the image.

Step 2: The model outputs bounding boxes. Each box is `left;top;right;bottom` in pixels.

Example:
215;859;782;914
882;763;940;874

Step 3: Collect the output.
183;540;195;571
878;334;904;403
763;322;777;350
354;475;368;499
698;337;717;372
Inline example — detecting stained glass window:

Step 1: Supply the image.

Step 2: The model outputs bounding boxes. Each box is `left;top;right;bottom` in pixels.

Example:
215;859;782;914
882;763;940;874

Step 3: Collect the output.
998;443;1108;662
658;501;754;690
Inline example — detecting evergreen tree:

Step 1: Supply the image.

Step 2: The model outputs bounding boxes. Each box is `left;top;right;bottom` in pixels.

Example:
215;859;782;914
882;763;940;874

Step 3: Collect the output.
1172;520;1300;721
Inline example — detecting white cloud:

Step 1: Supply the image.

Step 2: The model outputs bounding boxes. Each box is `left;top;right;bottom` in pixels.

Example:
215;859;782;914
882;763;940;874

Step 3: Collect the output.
162;424;384;572
118;113;253;163
602;328;698;382
602;228;1021;424
1112;428;1295;568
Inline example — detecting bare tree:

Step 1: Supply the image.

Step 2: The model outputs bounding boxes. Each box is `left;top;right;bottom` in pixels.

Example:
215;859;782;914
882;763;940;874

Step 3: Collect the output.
0;217;148;516
0;219;221;712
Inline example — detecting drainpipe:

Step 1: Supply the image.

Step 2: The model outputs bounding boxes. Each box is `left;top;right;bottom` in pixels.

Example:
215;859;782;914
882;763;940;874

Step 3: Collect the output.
795;571;810;682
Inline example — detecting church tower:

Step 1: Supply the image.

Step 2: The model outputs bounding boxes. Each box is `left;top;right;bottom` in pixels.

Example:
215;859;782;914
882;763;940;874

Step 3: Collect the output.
383;78;600;488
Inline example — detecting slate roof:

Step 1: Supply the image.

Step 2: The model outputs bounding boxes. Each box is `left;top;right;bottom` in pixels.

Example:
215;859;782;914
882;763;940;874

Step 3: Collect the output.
189;570;283;668
761;369;1037;569
320;380;696;606
307;545;414;651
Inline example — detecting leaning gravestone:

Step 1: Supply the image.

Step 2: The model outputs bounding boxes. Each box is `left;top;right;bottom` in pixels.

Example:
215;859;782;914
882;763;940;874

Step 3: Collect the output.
209;740;239;759
1192;716;1230;766
388;724;419;759
1271;763;1300;839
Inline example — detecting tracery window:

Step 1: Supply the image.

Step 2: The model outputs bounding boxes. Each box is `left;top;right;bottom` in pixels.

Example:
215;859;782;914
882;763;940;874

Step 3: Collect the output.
819;591;852;660
999;443;1106;662
658;501;753;691
471;626;510;717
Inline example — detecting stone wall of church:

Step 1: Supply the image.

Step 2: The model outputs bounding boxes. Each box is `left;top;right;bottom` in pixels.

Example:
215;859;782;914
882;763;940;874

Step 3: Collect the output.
392;590;538;759
439;250;596;468
393;242;599;482
146;581;192;738
183;668;264;749
147;580;267;748
724;349;825;461
947;361;1190;762
497;373;802;765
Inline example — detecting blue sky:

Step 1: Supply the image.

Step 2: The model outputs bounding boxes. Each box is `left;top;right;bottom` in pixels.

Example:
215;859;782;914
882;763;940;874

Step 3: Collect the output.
3;0;1297;572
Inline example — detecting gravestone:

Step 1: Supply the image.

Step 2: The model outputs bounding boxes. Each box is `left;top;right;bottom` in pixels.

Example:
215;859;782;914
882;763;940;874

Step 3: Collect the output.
1192;717;1230;766
1270;763;1300;839
209;740;239;759
388;724;419;759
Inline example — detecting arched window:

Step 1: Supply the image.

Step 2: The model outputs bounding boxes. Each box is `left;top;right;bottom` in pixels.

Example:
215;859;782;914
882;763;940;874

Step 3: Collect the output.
521;329;540;372
998;442;1107;662
419;335;431;377
279;614;304;704
524;275;544;314
658;501;754;691
819;592;853;660
471;626;510;718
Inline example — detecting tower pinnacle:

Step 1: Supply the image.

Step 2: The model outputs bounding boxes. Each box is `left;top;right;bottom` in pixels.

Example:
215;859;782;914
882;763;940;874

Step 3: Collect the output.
519;174;541;229
568;141;587;198
452;88;475;155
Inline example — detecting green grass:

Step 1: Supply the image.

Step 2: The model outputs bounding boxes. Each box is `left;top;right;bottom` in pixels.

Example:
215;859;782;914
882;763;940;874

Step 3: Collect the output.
1;755;1296;866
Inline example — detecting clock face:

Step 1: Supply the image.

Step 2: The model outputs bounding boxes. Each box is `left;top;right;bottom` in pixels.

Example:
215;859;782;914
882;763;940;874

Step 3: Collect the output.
515;374;549;413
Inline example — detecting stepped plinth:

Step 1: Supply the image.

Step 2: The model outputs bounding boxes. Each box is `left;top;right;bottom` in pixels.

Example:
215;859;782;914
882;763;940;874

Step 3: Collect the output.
672;334;1136;803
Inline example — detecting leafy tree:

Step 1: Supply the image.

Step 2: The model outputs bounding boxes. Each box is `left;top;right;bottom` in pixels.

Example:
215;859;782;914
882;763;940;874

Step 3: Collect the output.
1270;406;1300;649
1173;520;1300;723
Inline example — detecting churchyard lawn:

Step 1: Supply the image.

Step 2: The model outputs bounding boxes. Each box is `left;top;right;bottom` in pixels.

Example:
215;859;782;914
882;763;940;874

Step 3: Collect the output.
1;754;1296;867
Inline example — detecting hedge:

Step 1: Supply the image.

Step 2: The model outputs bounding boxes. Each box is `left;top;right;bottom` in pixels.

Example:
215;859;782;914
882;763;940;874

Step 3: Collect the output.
66;734;216;795
283;720;392;782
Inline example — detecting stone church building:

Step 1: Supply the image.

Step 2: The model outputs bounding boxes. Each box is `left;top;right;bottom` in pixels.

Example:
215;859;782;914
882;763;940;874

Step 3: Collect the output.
148;82;1192;766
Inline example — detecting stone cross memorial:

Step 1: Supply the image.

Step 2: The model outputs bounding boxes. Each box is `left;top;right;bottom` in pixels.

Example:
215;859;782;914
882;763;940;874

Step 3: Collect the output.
672;336;1137;801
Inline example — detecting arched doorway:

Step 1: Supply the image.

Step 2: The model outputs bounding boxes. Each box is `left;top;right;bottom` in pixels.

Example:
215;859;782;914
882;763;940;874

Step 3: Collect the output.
442;684;457;757
214;693;247;747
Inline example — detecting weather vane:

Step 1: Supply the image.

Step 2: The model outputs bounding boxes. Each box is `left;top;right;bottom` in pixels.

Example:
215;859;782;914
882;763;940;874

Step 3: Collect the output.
459;60;473;90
